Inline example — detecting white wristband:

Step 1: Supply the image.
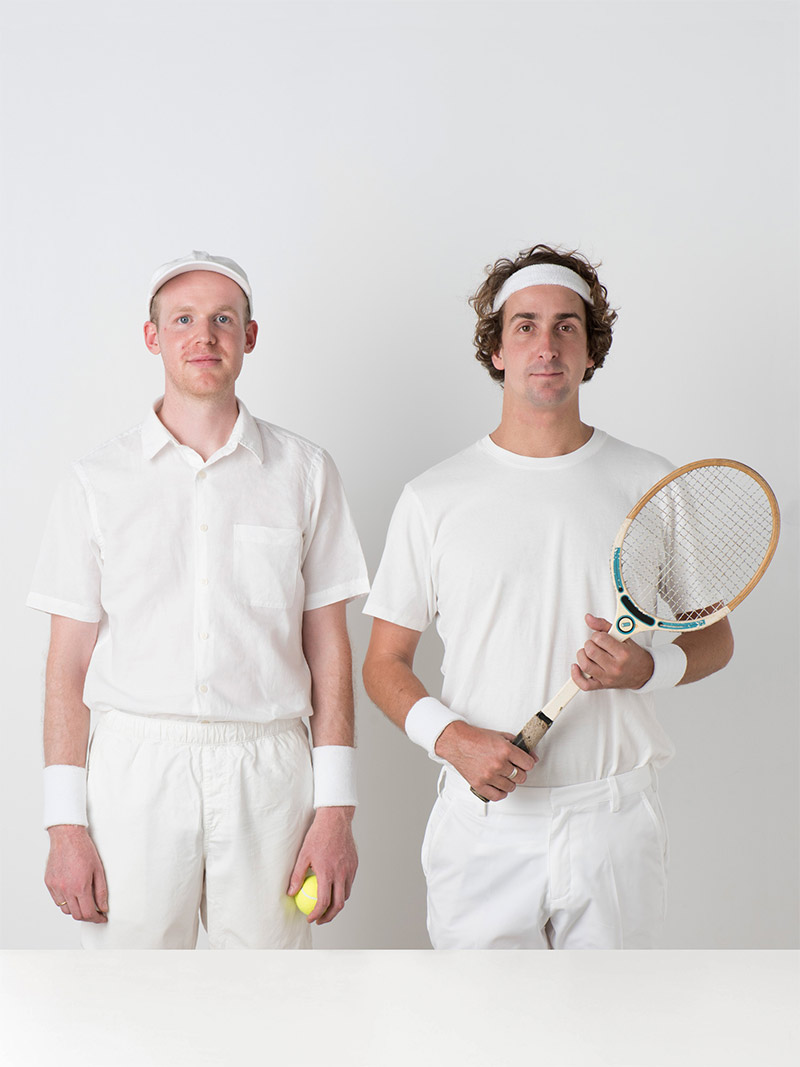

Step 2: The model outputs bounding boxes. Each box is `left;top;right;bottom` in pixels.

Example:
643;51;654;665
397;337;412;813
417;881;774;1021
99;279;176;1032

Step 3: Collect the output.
637;643;688;693
311;746;358;808
404;696;466;760
43;764;88;829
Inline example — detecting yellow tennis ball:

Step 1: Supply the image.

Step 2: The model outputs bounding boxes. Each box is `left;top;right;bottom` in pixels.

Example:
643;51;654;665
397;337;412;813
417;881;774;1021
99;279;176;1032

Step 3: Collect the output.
294;873;318;915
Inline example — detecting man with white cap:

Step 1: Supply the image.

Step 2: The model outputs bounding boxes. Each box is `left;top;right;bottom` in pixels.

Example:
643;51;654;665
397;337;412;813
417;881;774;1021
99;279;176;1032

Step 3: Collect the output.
29;251;369;948
362;244;733;949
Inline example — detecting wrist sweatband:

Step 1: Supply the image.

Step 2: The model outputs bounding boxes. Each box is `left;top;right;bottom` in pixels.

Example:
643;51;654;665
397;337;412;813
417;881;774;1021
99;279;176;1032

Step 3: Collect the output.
637;643;688;694
404;696;466;760
43;764;88;829
311;746;358;808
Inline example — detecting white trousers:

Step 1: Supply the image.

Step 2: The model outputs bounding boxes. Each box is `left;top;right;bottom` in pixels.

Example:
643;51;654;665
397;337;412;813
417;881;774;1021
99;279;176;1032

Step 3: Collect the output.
422;765;669;949
81;710;314;949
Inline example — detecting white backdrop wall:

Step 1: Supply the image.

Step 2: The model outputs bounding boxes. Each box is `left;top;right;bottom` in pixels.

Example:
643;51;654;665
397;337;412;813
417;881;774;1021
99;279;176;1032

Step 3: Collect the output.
1;0;797;951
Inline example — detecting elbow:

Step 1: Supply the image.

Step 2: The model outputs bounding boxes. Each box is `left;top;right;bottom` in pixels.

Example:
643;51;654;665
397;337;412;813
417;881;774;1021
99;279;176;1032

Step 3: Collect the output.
721;627;735;670
714;619;735;673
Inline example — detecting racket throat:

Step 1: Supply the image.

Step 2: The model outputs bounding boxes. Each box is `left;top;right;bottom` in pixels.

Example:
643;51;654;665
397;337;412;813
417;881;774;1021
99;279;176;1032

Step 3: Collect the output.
617;596;656;631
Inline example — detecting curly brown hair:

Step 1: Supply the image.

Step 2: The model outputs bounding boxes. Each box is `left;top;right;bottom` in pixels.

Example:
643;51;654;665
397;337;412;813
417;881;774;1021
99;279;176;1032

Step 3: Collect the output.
470;244;617;384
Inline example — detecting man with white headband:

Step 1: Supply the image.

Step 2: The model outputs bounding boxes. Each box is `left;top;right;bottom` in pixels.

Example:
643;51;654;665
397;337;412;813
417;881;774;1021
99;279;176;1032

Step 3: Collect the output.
363;244;733;949
28;251;369;948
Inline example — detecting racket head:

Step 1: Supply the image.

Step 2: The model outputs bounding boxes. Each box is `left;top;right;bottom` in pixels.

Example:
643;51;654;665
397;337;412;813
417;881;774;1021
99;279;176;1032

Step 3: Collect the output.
610;458;780;637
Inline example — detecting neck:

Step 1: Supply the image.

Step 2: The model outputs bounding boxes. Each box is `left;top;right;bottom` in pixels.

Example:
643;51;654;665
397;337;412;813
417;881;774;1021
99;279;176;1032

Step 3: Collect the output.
157;391;240;462
490;406;593;459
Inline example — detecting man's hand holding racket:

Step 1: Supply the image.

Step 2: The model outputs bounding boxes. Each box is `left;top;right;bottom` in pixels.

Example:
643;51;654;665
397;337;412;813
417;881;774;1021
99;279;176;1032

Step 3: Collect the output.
435;721;537;803
573;613;657;693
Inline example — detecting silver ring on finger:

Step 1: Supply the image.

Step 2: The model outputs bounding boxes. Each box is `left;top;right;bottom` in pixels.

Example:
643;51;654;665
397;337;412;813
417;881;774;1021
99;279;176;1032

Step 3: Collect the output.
508;767;518;781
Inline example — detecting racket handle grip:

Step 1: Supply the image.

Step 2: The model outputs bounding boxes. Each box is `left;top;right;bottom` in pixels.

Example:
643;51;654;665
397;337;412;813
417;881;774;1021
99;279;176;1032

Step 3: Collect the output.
514;711;553;754
469;712;554;802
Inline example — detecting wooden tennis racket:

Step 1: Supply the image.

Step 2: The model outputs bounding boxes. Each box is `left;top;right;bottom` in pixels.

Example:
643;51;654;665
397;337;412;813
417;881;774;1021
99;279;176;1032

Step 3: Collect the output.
471;458;780;800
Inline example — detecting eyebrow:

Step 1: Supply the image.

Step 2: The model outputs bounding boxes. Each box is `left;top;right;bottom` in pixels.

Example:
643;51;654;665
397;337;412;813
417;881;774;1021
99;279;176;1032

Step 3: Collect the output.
509;311;584;323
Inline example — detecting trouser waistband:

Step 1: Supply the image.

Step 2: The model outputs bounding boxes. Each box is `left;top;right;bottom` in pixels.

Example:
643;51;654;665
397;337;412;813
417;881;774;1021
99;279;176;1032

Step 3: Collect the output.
95;708;305;746
439;763;657;816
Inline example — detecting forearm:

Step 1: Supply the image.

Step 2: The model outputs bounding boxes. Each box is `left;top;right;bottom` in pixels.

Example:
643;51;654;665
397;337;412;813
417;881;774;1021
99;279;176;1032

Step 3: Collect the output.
363;618;462;754
304;610;355;748
307;646;357;811
674;617;734;686
43;691;92;829
301;601;360;815
44;691;91;767
43;616;97;767
308;656;354;747
362;649;428;732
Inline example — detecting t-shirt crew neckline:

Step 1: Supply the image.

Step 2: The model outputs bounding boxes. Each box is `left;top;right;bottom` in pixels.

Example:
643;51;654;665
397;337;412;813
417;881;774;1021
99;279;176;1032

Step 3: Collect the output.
477;428;607;470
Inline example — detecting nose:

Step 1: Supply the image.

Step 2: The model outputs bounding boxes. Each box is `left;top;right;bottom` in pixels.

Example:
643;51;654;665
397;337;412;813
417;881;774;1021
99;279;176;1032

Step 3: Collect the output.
537;333;559;362
194;318;217;344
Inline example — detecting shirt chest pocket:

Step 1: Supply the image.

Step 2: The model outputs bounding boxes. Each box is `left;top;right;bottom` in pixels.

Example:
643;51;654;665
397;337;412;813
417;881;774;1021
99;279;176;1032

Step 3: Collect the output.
233;525;302;609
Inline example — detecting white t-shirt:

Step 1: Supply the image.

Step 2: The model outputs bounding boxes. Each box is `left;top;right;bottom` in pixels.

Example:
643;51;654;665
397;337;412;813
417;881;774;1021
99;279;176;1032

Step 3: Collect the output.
364;430;677;786
28;400;370;723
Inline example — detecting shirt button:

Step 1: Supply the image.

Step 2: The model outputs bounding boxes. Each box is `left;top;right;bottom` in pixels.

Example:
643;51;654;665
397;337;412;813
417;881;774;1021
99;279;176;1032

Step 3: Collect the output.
200;578;208;586
197;471;207;480
199;684;208;694
200;632;209;640
200;524;208;532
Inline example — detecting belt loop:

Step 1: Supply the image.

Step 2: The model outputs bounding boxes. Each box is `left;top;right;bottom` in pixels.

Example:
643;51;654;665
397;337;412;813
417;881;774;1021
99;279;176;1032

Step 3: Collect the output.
436;766;447;798
608;775;621;813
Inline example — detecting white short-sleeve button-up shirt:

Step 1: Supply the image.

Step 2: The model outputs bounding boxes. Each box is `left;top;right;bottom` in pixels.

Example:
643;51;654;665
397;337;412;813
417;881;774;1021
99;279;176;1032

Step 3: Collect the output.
28;400;370;722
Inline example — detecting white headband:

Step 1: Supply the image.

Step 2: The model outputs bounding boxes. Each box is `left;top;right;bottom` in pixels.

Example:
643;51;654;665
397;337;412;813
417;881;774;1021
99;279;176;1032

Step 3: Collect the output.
492;263;594;313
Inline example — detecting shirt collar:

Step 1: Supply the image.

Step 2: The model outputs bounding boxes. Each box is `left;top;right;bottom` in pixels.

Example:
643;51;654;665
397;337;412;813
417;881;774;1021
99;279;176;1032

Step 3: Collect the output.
141;401;173;459
230;400;264;463
141;398;264;464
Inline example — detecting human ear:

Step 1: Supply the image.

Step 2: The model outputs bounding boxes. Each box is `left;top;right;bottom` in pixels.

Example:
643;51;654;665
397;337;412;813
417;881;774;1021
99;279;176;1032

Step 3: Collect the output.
143;321;160;354
244;320;258;354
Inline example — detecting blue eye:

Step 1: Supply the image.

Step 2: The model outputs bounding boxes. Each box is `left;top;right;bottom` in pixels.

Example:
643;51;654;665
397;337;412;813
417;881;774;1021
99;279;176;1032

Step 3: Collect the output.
178;315;190;324
217;315;230;324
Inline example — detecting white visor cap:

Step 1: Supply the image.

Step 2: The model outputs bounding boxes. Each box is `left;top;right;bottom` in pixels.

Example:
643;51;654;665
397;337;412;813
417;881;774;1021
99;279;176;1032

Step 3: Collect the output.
148;251;253;314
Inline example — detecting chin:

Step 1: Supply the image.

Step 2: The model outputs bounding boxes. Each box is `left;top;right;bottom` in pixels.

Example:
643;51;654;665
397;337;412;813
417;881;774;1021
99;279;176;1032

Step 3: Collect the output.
527;388;571;406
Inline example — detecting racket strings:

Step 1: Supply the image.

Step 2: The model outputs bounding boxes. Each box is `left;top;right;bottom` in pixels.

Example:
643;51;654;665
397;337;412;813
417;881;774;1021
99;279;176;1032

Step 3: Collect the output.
620;466;775;621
